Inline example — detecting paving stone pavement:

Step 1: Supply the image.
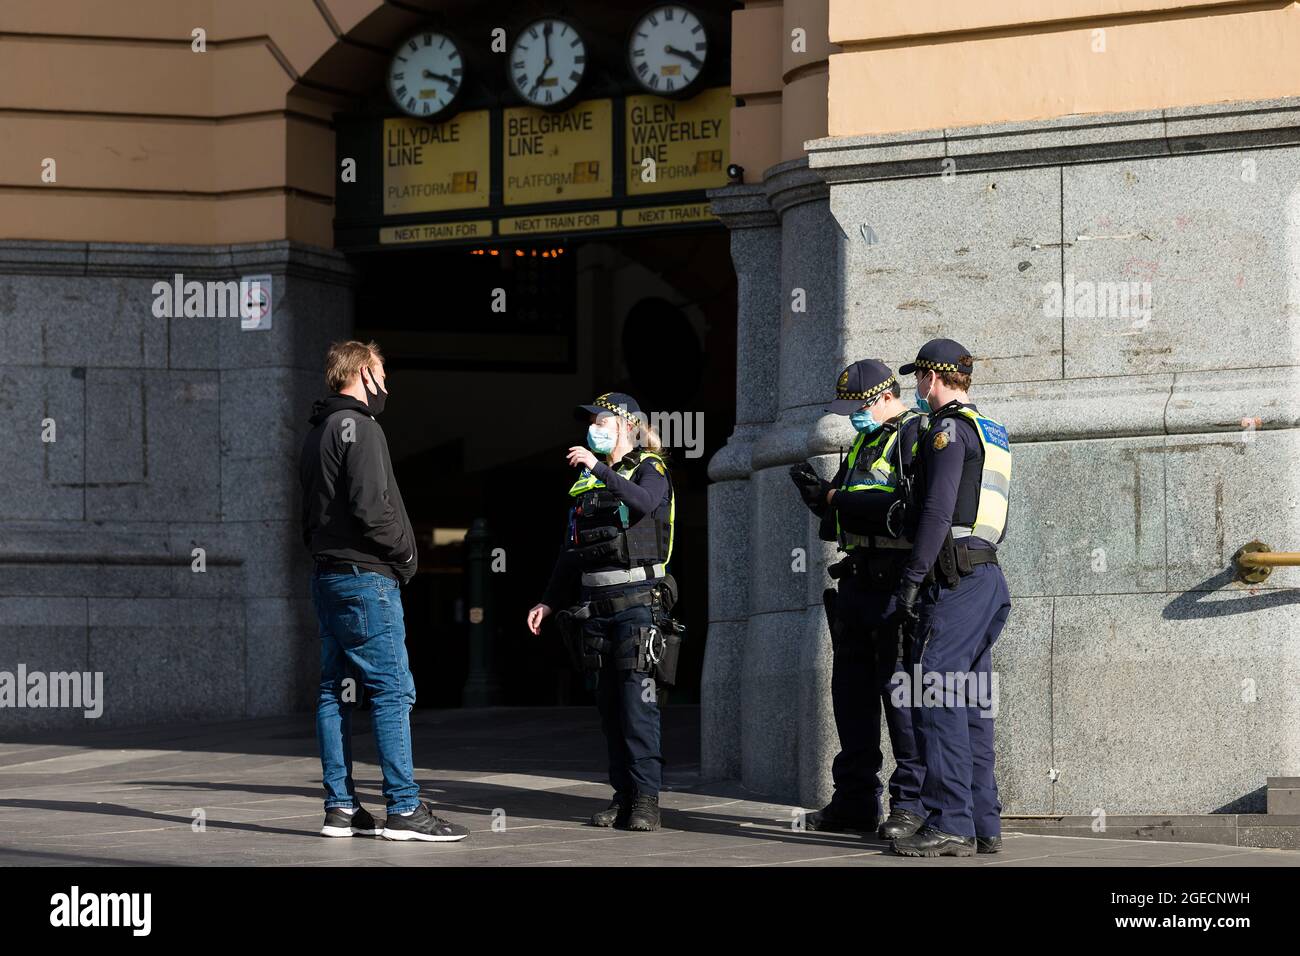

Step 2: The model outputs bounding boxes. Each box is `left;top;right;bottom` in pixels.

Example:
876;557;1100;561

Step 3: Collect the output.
1;706;1297;867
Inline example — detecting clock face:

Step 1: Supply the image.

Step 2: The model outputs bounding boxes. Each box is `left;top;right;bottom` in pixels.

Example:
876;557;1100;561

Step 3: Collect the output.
629;4;708;95
388;31;464;119
509;18;587;109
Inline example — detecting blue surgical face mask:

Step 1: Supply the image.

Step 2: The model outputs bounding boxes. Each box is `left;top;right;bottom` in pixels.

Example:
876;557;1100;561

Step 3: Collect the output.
849;409;881;435
915;376;932;414
587;423;616;454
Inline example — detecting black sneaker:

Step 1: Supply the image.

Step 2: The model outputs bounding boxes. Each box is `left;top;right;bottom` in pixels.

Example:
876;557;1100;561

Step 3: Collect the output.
976;834;1003;854
590;792;632;828
320;805;382;838
381;802;470;843
625;794;661;831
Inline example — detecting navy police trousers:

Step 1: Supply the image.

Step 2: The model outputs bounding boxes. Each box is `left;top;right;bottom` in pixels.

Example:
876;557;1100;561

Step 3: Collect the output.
908;563;1011;838
830;575;925;822
581;580;663;798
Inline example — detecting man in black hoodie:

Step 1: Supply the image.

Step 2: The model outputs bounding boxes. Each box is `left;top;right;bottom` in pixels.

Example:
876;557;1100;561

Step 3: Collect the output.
299;340;467;844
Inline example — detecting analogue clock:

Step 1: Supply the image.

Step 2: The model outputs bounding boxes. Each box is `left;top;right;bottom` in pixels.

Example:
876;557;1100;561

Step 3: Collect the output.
388;30;465;119
508;17;587;110
628;4;708;96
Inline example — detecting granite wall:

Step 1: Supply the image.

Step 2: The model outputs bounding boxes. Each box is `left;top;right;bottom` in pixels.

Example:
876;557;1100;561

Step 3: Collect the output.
0;241;353;733
704;97;1300;815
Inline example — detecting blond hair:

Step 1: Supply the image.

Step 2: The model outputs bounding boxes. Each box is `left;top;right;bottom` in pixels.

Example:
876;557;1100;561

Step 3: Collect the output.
325;340;383;392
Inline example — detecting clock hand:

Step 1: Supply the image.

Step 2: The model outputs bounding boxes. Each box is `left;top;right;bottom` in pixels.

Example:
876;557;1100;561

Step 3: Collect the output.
529;22;555;99
423;69;456;84
665;45;703;69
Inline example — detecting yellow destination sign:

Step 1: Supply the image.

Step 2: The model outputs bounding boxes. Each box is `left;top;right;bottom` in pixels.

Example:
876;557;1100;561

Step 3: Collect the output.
499;210;617;236
503;99;613;205
621;203;716;228
380;220;493;245
625;87;730;196
384;111;491;216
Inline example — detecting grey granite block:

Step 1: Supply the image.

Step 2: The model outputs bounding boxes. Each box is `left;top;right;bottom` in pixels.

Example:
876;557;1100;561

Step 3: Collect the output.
1062;147;1300;377
740;609;803;802
0;366;85;521
1052;592;1300;815
699;619;745;782
747;465;814;616
0;597;90;734
244;597;316;717
777;197;845;412
1001;436;1167;598
829;165;1063;386
1164;430;1300;592
990;596;1054;815
796;605;835;810
85;370;221;523
706;480;750;623
85;368;146;484
725;219;782;428
87;597;247;727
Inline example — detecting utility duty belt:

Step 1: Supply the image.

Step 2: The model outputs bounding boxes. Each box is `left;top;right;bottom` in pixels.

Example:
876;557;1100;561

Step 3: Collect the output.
552;577;684;685
828;549;910;591
580;563;667;588
931;532;999;589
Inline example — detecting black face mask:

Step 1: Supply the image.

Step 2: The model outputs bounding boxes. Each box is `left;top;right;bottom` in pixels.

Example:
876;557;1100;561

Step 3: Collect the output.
363;374;388;416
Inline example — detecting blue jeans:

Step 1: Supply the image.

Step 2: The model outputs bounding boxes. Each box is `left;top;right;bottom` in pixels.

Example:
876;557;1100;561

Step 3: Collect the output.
310;567;419;815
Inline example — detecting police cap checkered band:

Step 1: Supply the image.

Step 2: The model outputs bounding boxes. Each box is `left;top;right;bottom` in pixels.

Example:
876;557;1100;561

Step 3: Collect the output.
899;338;974;376
575;391;642;422
912;358;965;373
836;374;896;401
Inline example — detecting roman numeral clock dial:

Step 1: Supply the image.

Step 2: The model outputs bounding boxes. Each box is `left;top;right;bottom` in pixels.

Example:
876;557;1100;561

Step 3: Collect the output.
508;17;587;110
628;4;708;96
388;30;465;119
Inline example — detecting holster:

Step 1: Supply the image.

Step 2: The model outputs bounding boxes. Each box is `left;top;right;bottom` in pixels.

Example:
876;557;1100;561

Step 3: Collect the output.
553;607;597;672
935;535;998;589
636;623;684;686
823;587;841;641
936;530;961;589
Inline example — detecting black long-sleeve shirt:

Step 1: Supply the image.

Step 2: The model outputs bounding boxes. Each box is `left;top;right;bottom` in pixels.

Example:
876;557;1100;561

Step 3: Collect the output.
901;403;992;586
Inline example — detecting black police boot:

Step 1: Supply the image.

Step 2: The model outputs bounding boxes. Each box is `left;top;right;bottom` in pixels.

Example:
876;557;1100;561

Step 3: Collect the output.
891;825;976;858
805;803;878;833
625;794;661;831
976;834;1003;854
877;807;926;841
589;792;631;828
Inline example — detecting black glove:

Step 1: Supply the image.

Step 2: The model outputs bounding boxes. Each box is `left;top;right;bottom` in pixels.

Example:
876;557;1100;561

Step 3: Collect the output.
888;580;921;641
788;461;831;514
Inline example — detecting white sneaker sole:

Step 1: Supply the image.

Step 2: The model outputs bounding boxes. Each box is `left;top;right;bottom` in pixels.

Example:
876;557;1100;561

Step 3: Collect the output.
320;824;383;838
380;827;468;842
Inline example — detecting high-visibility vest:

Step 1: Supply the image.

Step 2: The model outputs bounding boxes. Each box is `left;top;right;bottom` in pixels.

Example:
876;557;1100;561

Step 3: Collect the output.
937;406;1012;544
835;410;922;550
566;450;675;566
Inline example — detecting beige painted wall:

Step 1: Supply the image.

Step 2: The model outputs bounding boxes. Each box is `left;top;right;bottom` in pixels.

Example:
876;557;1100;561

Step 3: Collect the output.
0;0;402;246
826;0;1300;137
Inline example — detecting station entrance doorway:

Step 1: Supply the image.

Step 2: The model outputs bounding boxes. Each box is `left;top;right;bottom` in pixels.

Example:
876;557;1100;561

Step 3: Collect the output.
348;228;736;707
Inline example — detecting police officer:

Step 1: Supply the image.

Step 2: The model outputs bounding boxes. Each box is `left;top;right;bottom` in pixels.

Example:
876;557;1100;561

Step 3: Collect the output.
788;359;928;839
527;392;680;832
887;339;1012;858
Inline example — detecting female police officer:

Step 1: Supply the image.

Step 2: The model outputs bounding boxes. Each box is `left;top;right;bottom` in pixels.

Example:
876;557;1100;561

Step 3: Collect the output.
527;392;678;832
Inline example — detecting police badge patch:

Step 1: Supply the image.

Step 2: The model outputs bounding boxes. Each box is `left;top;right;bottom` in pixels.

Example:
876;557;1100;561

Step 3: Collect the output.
932;432;950;451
